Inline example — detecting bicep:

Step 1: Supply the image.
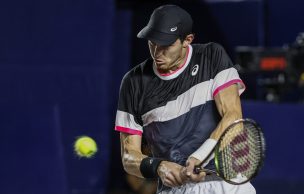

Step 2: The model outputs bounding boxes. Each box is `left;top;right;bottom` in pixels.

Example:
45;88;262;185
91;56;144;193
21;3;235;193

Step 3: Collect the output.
120;133;142;156
211;84;242;140
214;84;242;117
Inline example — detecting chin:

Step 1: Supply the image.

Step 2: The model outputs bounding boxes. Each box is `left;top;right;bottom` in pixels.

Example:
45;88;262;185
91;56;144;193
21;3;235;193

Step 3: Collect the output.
157;65;170;71
155;66;168;73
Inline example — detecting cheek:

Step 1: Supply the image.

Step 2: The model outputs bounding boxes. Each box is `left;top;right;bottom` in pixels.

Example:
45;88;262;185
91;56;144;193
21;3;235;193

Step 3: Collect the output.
167;47;182;60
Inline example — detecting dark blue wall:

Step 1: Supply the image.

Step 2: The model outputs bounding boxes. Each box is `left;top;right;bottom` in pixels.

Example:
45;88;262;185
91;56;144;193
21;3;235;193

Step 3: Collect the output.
0;0;118;193
267;0;304;46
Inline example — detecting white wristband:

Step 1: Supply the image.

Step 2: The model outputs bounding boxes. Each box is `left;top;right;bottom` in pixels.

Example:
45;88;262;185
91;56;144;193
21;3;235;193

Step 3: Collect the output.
190;138;217;164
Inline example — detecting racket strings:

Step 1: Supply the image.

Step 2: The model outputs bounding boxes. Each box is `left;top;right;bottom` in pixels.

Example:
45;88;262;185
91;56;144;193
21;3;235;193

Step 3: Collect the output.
217;122;264;182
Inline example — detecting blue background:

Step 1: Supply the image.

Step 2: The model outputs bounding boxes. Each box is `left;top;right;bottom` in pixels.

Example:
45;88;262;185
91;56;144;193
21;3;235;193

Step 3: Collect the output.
0;0;303;193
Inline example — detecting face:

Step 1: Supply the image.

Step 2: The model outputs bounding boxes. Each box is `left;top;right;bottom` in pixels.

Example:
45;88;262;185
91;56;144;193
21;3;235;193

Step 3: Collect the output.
148;34;193;73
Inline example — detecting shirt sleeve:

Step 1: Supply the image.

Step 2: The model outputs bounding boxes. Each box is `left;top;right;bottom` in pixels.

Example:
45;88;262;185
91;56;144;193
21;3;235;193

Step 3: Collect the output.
210;43;246;97
114;73;143;136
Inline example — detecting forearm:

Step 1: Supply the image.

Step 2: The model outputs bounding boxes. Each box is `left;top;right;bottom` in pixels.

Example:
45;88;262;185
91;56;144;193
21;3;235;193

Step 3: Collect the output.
190;84;242;162
122;149;148;178
210;108;242;140
120;133;147;178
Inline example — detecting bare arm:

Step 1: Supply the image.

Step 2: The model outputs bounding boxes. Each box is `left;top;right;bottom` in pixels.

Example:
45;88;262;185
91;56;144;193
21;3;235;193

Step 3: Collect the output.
211;84;242;140
120;132;185;187
120;133;147;178
184;84;242;181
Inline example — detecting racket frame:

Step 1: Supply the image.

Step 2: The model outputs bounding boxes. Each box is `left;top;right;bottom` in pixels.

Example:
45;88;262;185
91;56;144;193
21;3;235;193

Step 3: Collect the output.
195;118;266;185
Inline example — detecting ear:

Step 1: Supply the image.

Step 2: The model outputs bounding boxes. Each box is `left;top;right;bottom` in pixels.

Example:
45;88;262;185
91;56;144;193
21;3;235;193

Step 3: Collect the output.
183;34;194;47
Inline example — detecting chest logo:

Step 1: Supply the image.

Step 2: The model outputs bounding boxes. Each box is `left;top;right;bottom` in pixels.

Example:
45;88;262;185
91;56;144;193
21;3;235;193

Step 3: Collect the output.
191;64;199;76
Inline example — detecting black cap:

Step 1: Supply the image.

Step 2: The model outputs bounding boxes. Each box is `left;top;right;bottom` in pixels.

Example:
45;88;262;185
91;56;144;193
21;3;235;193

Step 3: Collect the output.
137;5;193;46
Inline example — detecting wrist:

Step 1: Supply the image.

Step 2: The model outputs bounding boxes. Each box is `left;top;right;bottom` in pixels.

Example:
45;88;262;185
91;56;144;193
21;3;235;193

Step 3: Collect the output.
140;157;163;179
190;138;217;161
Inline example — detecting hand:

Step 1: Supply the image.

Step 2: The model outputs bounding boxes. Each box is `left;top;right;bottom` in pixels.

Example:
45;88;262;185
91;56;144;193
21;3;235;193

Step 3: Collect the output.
157;161;185;187
183;157;206;183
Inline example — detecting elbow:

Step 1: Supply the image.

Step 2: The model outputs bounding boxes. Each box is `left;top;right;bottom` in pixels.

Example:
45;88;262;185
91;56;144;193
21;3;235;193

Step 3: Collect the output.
121;153;137;175
226;110;242;120
221;109;242;126
121;152;144;178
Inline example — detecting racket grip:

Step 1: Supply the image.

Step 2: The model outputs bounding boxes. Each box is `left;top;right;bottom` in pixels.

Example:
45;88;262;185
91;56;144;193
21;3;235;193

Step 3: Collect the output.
193;165;201;174
194;166;214;175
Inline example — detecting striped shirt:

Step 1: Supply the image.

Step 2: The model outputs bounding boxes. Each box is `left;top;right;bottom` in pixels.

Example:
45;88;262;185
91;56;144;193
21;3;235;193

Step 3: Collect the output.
115;43;245;191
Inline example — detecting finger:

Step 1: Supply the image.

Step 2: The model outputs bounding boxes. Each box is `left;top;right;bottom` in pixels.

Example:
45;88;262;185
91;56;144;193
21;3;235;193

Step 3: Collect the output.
172;171;183;186
170;173;182;187
189;175;201;182
180;167;187;176
180;167;188;181
187;170;205;182
185;165;194;177
164;172;178;187
190;171;206;182
163;178;176;187
164;173;180;187
185;159;190;167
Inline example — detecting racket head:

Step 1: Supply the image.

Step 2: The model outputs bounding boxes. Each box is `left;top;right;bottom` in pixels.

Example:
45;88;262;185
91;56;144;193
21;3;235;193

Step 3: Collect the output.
214;118;265;185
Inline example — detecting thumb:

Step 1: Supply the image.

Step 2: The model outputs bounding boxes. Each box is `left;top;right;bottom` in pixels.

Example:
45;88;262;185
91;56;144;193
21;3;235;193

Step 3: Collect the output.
180;167;188;179
185;162;194;176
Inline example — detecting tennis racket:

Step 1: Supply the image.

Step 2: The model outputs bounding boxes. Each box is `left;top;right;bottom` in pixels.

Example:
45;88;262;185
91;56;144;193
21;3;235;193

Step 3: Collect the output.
194;118;265;185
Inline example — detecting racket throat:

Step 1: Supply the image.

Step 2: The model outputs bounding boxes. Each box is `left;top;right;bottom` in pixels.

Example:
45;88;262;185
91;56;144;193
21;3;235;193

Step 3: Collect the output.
194;166;216;175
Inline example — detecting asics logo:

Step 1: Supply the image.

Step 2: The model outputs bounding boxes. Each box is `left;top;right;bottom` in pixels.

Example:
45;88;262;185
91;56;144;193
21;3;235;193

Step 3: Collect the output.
192;64;199;76
170;27;177;32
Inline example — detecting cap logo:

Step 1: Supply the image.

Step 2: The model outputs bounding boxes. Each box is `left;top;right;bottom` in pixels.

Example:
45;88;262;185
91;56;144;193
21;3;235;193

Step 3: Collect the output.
170;27;177;32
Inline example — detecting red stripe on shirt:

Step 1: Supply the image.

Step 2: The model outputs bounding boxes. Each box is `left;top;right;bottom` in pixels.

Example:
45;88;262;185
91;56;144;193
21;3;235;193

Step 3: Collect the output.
213;79;245;97
115;126;142;136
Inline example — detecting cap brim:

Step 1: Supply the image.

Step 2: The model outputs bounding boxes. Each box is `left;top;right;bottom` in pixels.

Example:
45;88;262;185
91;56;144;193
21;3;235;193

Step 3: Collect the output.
137;26;178;46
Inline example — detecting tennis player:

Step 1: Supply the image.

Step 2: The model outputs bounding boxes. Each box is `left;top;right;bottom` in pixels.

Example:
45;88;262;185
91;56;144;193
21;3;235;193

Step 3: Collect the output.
115;4;256;194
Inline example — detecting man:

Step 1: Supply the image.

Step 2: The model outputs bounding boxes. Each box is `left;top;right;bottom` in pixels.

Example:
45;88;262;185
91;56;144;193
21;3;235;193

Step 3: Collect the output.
115;4;255;194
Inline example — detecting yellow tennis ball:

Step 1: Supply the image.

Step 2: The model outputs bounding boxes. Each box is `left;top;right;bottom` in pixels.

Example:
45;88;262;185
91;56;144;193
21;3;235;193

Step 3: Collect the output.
74;136;98;158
